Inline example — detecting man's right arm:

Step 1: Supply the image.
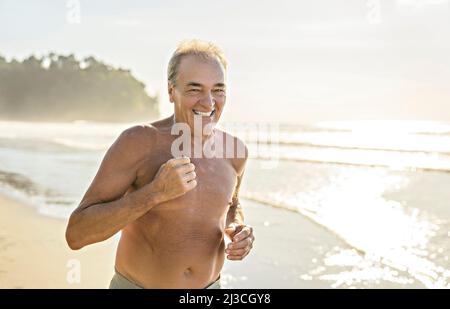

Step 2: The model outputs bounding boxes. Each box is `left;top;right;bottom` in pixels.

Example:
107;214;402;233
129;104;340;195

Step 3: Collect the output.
65;126;197;250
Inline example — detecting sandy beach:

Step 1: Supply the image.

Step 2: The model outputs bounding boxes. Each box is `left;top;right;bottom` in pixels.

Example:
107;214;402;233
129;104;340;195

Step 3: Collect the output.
0;193;117;288
0;190;345;289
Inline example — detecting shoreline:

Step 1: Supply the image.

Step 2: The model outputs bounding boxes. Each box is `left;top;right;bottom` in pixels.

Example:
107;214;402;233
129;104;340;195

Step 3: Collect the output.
0;190;352;289
0;191;336;289
6;187;425;289
1;190;429;289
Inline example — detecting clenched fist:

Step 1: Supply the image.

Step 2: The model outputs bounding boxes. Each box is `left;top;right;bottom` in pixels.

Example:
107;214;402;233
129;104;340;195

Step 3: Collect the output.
149;156;197;203
224;223;254;261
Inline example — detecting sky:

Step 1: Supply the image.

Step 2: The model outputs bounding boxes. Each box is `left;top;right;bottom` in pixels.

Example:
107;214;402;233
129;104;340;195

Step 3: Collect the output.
1;0;450;123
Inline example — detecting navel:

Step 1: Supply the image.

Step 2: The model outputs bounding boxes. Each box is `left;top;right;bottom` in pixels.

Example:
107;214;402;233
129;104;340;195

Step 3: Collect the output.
183;267;193;277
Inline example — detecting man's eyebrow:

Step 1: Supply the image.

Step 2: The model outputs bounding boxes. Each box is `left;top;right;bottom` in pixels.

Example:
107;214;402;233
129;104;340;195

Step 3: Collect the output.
184;82;226;88
214;83;226;88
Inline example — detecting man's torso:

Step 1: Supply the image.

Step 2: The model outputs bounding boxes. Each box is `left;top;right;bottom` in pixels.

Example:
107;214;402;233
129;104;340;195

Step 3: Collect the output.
115;120;238;288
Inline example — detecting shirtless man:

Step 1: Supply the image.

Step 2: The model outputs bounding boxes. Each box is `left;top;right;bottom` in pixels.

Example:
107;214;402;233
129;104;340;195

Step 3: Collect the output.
65;40;255;289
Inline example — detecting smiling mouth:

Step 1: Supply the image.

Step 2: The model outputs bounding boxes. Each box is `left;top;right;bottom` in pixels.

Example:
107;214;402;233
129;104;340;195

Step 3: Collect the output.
192;109;216;117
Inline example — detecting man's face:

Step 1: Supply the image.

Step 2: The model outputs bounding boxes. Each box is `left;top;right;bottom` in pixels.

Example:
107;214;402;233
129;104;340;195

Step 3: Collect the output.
168;55;226;135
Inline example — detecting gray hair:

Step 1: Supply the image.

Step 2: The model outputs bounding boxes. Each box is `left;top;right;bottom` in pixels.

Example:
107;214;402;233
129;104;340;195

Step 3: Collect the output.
167;39;228;86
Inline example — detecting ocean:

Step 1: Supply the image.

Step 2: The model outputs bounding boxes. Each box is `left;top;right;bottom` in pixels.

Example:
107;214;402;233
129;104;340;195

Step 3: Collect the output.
0;119;449;288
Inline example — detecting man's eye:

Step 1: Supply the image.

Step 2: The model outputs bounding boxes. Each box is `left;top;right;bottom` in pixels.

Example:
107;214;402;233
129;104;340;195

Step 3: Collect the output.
188;89;200;92
214;89;225;93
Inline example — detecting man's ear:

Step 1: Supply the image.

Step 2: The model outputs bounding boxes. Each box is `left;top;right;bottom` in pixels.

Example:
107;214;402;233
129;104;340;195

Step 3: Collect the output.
168;82;175;103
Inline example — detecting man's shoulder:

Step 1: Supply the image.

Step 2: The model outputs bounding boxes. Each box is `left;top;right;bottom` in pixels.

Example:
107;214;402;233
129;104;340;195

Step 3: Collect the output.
112;124;159;161
121;123;158;137
119;123;158;145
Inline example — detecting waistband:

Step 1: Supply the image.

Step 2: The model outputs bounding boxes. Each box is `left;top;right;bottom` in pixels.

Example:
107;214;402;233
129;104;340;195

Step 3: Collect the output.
110;268;221;289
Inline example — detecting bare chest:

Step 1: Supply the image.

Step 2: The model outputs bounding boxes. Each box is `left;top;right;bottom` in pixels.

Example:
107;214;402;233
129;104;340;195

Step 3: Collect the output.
132;152;237;216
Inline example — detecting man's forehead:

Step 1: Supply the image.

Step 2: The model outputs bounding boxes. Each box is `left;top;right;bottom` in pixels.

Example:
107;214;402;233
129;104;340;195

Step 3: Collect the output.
177;55;226;84
179;54;223;68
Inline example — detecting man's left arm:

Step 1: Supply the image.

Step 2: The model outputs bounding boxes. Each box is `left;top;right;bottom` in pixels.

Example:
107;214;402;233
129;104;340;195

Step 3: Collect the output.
224;153;255;261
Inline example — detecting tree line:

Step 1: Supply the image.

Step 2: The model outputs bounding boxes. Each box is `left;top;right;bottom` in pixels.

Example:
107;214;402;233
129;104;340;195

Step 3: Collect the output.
0;53;159;122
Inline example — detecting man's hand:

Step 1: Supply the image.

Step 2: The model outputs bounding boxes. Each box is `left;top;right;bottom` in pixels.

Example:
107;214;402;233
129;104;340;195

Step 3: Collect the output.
149;156;197;203
224;223;255;261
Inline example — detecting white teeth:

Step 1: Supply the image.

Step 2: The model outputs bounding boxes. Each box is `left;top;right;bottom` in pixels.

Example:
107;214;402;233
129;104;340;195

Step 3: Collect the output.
193;109;215;117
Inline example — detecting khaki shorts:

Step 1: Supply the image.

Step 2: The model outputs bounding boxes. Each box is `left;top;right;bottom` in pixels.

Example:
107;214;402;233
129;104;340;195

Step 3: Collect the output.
109;268;221;289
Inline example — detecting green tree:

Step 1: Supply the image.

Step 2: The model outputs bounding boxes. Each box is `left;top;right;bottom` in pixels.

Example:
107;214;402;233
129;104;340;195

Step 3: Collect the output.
0;52;159;122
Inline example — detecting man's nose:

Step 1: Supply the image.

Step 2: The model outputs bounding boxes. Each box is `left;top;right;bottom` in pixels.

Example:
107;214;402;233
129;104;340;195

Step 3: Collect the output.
199;92;215;109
